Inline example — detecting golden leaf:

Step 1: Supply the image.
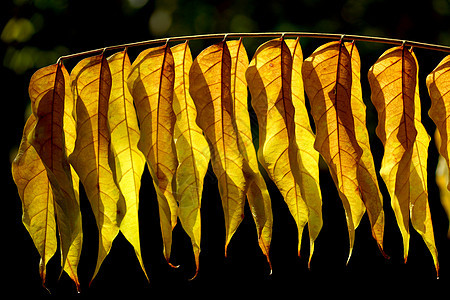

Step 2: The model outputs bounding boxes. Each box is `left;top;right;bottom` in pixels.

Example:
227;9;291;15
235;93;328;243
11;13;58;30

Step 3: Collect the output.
107;50;148;280
285;38;322;265
171;41;210;277
345;42;385;254
127;44;178;264
428;54;450;238
189;41;248;255
69;53;121;282
435;132;450;238
246;38;311;257
27;62;82;289
303;41;365;262
369;46;438;273
227;38;273;268
428;55;450;186
12;114;56;289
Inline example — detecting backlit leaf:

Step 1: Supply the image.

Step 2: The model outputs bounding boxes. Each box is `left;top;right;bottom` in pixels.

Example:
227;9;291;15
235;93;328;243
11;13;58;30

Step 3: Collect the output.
27;62;82;288
12;114;56;289
368;46;438;273
428;55;450;187
346;42;385;254
246;38;311;257
285;38;322;265
227;38;273;267
428;54;450;237
69;53;121;282
171;41;210;276
303;41;365;261
189;41;248;254
107;50;148;280
127;44;178;264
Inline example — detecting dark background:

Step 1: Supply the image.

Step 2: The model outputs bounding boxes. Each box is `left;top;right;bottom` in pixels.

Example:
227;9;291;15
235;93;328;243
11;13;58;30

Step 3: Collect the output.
2;0;450;297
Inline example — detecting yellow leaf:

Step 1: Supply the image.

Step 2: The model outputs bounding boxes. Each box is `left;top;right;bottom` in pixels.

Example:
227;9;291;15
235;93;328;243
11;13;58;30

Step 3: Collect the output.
107;49;148;280
69;53;120;283
12;114;56;289
27;62;82;289
246;38;310;257
369;46;438;273
428;55;450;187
189;41;248;255
285;38;322;265
171;41;210;277
428;54;450;238
345;42;385;254
303;41;365;262
128;44;178;264
227;38;273;268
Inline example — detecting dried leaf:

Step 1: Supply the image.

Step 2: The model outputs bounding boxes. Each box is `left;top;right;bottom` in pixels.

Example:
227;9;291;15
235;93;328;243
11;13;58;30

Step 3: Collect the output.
127;44;178;264
369;46;438;273
303;41;365;262
227;38;273;267
246;38;310;257
285;38;322;265
12;114;56;289
69;53;121;282
27;62;82;288
107;50;148;280
435;132;450;238
189;41;248;254
171;41;210;276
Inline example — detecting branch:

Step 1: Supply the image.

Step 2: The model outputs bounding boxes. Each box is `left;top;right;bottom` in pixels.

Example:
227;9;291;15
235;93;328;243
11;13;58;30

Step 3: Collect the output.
57;32;450;63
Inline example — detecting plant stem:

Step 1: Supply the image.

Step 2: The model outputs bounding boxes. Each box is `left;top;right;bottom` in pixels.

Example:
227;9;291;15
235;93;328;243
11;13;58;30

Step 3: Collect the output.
57;32;450;62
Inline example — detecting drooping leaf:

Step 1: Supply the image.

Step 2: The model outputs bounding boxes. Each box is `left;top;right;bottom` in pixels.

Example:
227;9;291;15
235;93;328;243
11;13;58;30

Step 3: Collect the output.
428;55;450;187
435;131;450;238
246;38;311;257
171;41;210;277
427;54;450;238
368;46;438;273
107;49;148;280
303;41;365;262
189;41;248;255
12;114;56;289
285;38;322;265
27;62;82;288
127;44;178;264
69;53;121;283
345;42;385;254
227;38;273;268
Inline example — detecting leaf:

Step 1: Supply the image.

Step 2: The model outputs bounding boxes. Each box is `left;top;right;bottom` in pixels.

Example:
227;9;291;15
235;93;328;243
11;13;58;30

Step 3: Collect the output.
303;41;365;262
69;53;121;283
107;49;148;280
345;42;385;254
435;130;450;238
27;62;82;289
171;41;210;276
246;38;311;258
227;38;273;267
285;38;322;265
428;53;450;238
189;41;248;255
428;55;450;187
368;46;438;273
127;44;178;264
12;114;56;289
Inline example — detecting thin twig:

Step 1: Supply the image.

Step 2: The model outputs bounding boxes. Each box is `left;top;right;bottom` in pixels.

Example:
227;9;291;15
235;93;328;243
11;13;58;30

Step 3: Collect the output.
57;32;450;62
